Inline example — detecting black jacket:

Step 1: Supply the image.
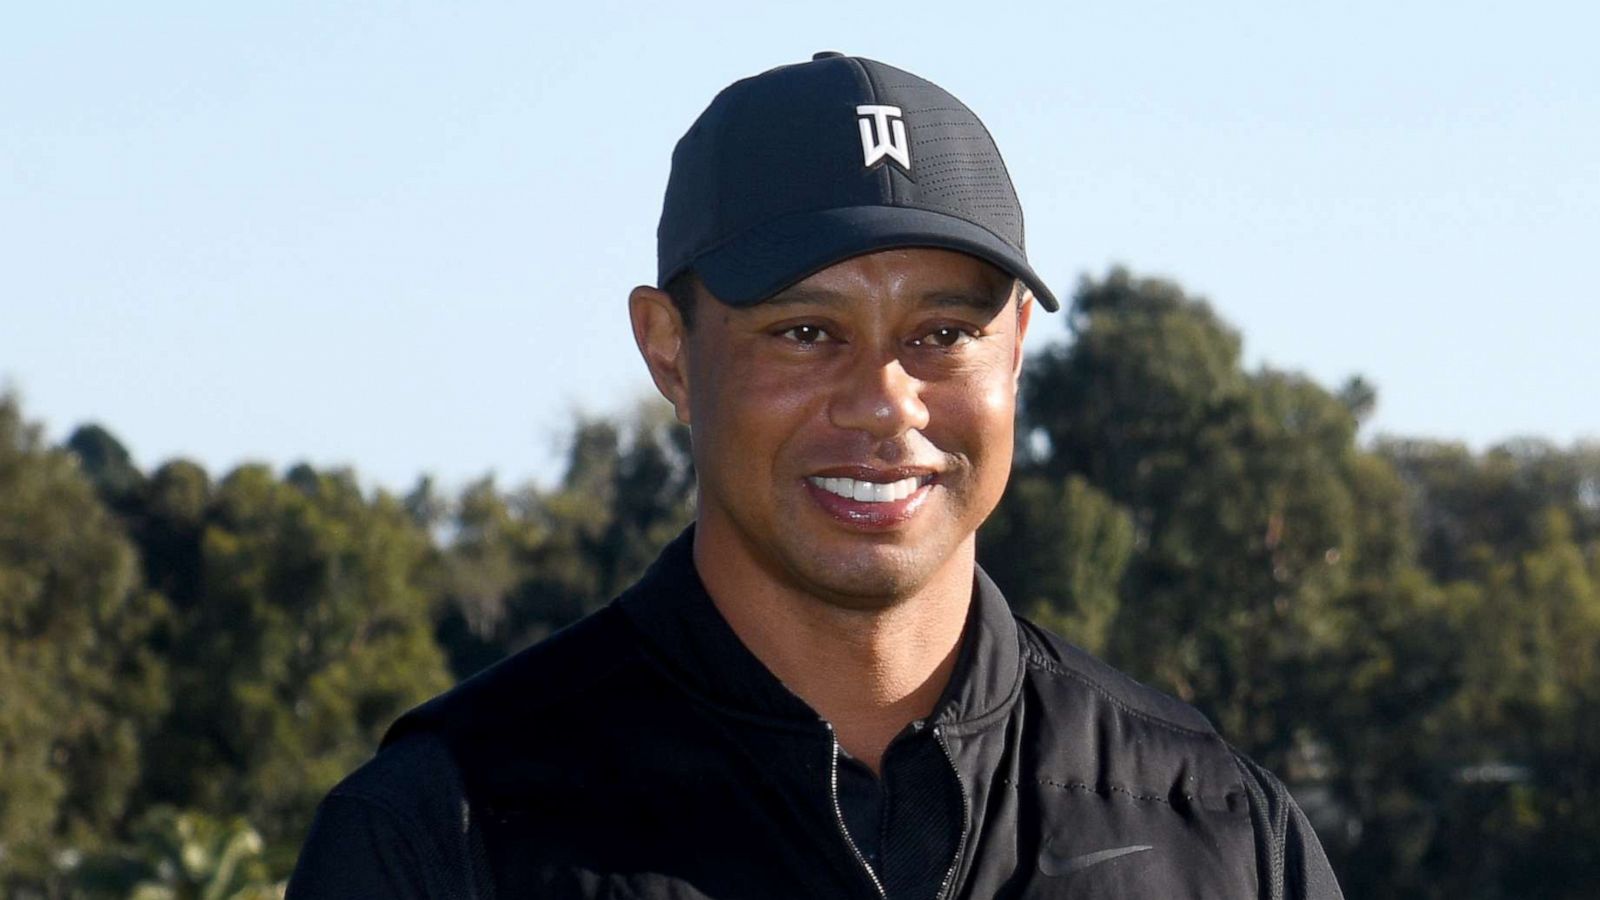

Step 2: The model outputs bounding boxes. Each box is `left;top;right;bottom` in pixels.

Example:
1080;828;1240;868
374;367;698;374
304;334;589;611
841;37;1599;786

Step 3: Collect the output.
288;529;1343;899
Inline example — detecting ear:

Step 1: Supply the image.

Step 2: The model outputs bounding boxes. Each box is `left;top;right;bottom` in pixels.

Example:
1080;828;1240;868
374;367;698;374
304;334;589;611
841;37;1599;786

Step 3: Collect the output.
1011;286;1034;382
629;285;693;424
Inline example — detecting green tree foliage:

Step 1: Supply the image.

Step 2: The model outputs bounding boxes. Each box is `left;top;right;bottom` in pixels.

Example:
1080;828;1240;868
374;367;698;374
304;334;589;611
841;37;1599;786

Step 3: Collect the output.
1430;509;1600;896
65;425;146;515
1309;570;1469;896
979;474;1133;655
0;396;169;892
46;429;453;864
137;463;451;845
1379;438;1600;583
1352;440;1600;897
1013;268;1413;757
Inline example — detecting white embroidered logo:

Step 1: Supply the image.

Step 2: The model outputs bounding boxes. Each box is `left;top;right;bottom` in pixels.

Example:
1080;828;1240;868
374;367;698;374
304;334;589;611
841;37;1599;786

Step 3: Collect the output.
856;104;910;171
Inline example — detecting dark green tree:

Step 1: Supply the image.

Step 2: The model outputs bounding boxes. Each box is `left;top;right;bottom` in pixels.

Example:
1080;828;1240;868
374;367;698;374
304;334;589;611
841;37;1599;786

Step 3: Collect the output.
0;395;169;893
73;452;455;856
1413;508;1600;897
1018;268;1410;757
65;424;145;513
979;474;1134;655
175;464;451;844
1378;438;1600;583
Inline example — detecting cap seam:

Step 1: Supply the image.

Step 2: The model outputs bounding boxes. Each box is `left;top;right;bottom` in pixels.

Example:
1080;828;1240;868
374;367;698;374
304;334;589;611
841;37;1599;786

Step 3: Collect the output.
960;100;1026;250
847;57;895;206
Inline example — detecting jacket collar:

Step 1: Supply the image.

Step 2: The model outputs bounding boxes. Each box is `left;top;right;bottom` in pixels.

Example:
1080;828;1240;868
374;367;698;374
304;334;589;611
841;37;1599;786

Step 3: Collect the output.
617;526;1024;731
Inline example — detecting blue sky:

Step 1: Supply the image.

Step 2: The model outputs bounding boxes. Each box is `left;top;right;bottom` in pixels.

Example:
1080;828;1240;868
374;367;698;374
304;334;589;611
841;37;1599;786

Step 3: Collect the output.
3;1;1596;493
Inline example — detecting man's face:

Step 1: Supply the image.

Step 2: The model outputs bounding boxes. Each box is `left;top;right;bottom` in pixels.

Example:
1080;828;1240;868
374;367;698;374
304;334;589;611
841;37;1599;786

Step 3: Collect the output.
668;248;1032;609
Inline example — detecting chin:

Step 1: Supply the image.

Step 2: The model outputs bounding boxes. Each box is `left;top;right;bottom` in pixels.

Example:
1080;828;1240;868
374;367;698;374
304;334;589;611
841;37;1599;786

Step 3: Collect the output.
779;537;953;611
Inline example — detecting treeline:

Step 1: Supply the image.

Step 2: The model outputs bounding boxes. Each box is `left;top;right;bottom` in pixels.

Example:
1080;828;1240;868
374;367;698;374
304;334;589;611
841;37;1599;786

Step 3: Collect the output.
2;267;1596;897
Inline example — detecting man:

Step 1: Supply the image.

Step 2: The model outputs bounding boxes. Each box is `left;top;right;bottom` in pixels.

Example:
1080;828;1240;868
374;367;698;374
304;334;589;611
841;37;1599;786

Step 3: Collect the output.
288;52;1343;898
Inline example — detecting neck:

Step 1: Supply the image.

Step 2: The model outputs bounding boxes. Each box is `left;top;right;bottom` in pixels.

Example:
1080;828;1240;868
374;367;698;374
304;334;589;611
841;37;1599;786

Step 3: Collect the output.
693;524;973;774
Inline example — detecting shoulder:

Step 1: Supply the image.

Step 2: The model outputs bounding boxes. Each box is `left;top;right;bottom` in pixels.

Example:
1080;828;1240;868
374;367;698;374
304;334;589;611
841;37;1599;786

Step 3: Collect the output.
1010;615;1249;812
1010;618;1345;896
330;731;467;826
287;733;481;900
1014;614;1216;736
1233;750;1347;899
384;603;649;748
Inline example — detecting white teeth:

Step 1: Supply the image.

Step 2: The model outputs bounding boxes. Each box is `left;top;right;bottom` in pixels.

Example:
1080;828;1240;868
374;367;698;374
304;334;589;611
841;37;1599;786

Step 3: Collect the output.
808;475;927;503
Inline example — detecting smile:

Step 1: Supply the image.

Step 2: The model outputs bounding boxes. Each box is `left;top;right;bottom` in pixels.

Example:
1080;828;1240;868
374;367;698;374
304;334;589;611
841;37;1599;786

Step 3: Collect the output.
806;474;934;504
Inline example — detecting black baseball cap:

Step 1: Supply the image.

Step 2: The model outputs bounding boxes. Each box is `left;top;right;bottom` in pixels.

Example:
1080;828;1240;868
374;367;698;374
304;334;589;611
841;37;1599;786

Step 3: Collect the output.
657;52;1059;313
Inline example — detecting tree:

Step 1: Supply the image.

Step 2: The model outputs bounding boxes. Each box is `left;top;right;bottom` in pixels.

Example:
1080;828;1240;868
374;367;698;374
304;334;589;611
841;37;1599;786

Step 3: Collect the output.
1018;268;1408;758
197;464;449;843
1414;508;1600;897
0;395;169;893
81;457;454;854
978;474;1133;655
1378;438;1600;584
65;424;145;513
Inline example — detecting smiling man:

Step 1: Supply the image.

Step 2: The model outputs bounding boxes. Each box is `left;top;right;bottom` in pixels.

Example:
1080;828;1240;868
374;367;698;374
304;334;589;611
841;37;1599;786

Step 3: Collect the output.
288;53;1343;899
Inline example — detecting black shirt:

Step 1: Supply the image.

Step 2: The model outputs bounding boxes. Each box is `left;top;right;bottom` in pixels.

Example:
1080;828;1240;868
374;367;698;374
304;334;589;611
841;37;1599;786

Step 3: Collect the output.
288;528;1344;899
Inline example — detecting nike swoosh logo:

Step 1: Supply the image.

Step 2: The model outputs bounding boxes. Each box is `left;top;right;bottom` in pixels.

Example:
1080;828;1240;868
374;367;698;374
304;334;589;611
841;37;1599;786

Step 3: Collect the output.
1039;844;1154;877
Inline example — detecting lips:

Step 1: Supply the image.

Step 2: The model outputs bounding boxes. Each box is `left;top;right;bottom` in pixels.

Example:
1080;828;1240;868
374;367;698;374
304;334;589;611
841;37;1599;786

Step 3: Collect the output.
801;468;938;529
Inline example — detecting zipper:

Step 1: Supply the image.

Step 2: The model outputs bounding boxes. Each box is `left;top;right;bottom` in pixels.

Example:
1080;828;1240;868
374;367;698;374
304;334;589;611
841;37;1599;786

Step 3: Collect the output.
932;725;971;900
826;723;888;899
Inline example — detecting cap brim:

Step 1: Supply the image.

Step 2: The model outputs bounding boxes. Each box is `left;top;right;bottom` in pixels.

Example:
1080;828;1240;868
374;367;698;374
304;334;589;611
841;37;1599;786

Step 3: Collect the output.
686;205;1060;313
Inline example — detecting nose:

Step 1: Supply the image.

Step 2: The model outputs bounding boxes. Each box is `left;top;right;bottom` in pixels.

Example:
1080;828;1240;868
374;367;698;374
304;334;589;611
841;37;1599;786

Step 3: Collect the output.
828;351;930;439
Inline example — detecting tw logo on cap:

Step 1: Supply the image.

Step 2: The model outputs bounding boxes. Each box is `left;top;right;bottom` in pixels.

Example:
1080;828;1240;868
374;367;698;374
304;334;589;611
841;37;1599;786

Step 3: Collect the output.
856;104;910;171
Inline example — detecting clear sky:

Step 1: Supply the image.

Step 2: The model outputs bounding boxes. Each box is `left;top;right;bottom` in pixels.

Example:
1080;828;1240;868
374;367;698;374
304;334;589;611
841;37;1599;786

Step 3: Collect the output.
3;1;1596;494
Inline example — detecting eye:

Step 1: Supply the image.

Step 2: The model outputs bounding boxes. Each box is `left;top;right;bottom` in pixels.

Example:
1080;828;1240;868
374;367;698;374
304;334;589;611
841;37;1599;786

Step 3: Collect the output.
914;326;976;349
780;324;831;345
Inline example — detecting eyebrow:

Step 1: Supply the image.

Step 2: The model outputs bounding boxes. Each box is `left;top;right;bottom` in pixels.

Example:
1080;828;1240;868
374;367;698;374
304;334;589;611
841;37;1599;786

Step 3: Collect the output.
761;285;1010;313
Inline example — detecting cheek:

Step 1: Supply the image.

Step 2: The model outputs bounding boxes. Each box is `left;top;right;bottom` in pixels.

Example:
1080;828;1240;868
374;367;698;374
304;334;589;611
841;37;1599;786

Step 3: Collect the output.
975;350;1022;435
978;377;1016;424
960;378;1018;514
974;385;1017;471
691;349;821;469
929;369;1018;459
